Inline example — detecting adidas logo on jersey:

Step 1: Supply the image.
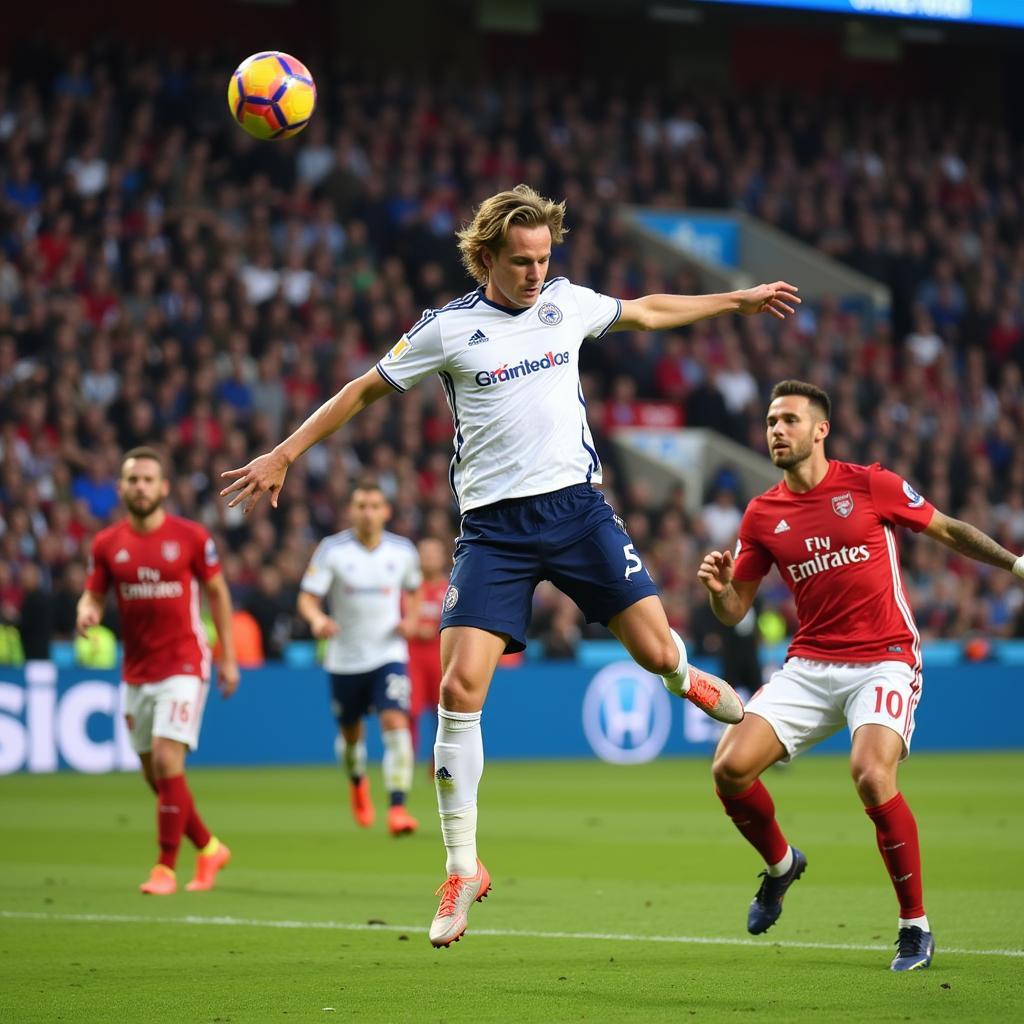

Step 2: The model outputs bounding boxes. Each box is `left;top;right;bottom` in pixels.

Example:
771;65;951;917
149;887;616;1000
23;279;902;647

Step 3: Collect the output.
774;519;790;534
467;329;490;346
114;548;131;563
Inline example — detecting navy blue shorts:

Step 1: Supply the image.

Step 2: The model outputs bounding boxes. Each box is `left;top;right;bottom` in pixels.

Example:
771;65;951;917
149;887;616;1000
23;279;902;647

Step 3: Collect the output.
440;484;659;654
329;662;411;727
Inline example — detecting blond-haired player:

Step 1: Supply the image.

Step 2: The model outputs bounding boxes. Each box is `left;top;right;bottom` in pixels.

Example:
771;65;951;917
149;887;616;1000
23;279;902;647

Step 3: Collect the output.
223;184;800;946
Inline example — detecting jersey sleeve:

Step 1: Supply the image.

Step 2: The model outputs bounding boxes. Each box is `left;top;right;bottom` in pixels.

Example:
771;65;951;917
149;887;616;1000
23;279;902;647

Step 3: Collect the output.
300;540;334;597
569;283;621;339
84;536;110;595
731;505;775;582
191;527;222;583
402;547;423;592
374;313;446;393
867;466;936;532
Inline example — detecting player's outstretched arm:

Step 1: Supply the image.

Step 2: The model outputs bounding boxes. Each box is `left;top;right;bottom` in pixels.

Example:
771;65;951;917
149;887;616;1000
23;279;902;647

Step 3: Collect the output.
614;282;800;332
221;368;393;515
923;510;1024;577
698;549;760;627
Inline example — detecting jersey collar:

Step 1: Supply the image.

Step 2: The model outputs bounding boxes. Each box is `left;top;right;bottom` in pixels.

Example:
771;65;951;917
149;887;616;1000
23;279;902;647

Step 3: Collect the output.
477;285;532;316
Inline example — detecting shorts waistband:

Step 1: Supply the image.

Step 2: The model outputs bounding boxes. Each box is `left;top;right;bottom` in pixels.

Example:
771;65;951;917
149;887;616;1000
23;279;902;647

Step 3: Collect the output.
466;483;594;515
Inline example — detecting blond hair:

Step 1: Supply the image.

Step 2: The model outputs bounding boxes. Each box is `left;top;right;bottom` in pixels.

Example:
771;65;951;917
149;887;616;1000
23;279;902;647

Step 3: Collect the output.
456;184;567;285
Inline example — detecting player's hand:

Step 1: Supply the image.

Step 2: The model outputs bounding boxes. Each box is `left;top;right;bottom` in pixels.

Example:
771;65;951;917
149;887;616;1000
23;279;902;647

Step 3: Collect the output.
698;549;735;595
217;659;241;698
75;605;101;637
396;617;418;640
736;281;800;320
311;615;339;640
220;449;290;514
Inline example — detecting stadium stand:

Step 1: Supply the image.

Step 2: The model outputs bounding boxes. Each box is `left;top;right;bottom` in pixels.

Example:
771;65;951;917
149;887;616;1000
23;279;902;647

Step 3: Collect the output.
2;27;1023;662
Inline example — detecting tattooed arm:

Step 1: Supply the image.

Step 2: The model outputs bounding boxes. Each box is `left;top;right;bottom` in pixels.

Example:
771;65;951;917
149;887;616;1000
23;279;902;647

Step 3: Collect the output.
923;510;1024;576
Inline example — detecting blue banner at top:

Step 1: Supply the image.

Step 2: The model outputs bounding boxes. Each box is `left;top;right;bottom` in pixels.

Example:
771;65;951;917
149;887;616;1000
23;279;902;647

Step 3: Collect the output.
693;0;1024;29
632;211;741;268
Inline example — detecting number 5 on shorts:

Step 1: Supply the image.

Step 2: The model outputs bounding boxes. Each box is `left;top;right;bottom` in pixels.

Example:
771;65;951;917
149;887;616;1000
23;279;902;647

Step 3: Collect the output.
623;543;643;580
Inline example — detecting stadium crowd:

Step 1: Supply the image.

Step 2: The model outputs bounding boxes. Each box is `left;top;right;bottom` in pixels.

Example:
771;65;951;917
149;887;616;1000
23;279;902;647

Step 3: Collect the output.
2;41;1024;663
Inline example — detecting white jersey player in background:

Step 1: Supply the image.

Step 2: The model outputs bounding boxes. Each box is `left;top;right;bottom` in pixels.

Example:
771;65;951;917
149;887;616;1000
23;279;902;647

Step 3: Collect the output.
298;480;423;836
223;184;800;946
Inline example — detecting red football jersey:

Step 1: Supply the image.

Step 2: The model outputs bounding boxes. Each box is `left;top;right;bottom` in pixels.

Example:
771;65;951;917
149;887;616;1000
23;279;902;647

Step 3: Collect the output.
408;578;448;661
86;515;221;684
733;461;935;669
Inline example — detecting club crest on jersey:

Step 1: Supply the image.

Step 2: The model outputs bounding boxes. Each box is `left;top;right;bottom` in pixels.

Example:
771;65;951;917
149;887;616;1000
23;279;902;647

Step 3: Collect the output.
831;492;854;518
443;585;459;612
538;302;563;326
903;480;925;508
162;541;180;562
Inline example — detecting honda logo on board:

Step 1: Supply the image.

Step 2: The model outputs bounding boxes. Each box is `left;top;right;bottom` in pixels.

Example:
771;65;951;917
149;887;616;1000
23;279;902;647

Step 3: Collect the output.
581;662;672;765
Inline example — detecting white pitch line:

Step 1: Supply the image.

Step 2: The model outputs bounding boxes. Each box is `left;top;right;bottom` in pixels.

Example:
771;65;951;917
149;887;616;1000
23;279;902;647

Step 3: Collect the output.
2;910;1021;959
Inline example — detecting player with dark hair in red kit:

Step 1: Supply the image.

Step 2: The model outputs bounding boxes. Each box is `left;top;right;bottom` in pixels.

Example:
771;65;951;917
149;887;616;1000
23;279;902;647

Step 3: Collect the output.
699;380;1024;971
77;447;239;895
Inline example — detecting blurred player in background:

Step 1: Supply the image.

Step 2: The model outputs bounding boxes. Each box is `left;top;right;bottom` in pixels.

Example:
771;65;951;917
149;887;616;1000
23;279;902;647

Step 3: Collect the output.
223;184;799;947
76;447;239;895
699;380;1024;971
407;537;450;770
298;480;423;836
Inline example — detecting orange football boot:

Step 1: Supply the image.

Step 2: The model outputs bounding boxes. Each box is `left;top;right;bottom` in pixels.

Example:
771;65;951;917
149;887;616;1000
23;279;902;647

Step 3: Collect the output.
429;860;491;947
350;778;375;827
388;805;419;836
139;864;177;895
186;840;232;892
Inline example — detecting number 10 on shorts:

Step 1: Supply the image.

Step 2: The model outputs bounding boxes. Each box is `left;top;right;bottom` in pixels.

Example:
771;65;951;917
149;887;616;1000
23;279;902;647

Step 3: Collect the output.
873;686;904;719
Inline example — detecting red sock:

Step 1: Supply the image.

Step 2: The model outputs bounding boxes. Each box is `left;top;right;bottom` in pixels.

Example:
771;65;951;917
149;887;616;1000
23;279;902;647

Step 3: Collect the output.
717;780;790;865
155;775;192;869
185;803;212;851
865;792;925;919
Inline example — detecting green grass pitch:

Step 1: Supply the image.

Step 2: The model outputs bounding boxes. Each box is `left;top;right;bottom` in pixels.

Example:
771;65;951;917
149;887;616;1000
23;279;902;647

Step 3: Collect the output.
2;753;1022;1023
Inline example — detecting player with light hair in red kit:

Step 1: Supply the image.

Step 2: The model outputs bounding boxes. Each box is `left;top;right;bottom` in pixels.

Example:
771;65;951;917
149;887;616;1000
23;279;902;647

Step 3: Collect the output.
698;380;1024;971
77;447;239;895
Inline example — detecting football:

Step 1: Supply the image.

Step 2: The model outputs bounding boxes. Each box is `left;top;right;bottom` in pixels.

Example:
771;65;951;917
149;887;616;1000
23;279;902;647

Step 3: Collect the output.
227;51;316;140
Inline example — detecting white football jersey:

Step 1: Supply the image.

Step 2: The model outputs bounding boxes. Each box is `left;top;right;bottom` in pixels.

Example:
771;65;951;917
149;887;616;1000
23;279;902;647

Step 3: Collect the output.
375;278;621;512
300;530;422;674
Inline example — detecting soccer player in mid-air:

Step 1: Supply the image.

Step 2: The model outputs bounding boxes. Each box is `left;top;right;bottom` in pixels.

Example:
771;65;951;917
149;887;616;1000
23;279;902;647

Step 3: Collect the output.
698;380;1024;971
221;184;800;946
298;480;422;835
77;447;239;895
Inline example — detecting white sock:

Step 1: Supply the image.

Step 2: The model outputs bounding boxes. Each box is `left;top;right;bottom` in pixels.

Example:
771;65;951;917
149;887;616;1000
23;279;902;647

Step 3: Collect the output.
899;915;930;932
338;736;367;782
382;727;414;797
660;629;691;697
767;846;794;877
434;706;483;877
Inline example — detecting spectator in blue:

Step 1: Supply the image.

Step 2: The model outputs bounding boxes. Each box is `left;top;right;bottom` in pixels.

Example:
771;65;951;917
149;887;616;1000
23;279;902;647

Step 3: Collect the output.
72;452;120;521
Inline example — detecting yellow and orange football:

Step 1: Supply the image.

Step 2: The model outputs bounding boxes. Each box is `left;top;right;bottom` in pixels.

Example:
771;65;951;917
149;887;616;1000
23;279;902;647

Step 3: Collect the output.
227;51;316;141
